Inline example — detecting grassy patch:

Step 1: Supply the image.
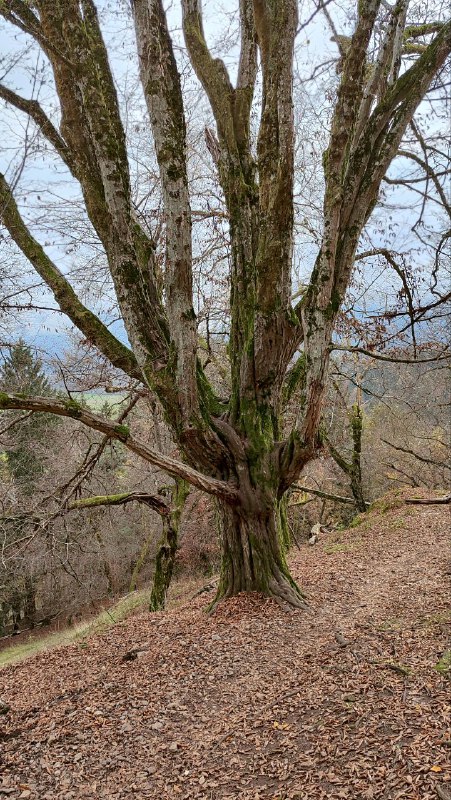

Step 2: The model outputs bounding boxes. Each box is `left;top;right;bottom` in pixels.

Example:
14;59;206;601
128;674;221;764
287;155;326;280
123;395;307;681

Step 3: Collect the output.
323;539;362;555
390;518;406;529
0;588;151;669
166;574;215;610
369;492;408;513
349;514;365;528
417;611;451;628
381;661;411;677
435;650;451;680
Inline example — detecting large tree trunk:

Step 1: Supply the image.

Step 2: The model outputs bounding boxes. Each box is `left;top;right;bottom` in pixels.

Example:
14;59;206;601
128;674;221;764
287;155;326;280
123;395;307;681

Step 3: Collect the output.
213;494;308;610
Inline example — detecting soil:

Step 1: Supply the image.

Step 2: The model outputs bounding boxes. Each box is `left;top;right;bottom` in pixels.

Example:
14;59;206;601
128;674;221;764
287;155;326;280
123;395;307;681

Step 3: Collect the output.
0;495;450;799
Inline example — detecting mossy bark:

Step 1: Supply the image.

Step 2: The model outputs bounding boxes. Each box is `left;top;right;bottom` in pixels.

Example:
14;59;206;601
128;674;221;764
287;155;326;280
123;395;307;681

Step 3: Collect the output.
149;517;178;612
149;480;189;611
212;493;307;610
278;495;291;552
326;403;367;514
129;532;153;593
349;404;367;514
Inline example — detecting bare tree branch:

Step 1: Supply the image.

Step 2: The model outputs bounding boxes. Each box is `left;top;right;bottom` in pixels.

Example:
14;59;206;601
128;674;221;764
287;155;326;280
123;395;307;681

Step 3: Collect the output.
0;172;140;380
398;148;451;216
66;491;169;515
0;393;239;501
2;1;171;377
0;84;75;170
182;0;239;158
331;345;451;364
381;438;450;469
291;484;370;507
132;0;199;424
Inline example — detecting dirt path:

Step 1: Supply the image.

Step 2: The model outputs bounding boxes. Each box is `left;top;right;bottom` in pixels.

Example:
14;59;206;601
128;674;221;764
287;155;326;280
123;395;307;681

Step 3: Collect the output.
1;501;450;799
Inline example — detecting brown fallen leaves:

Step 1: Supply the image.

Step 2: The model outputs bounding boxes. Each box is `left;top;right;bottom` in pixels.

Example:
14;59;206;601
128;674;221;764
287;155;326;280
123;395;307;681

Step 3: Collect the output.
0;498;450;799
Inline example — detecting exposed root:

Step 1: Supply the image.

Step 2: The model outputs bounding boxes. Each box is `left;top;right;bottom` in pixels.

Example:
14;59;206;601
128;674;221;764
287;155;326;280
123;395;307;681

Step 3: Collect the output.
208;573;309;614
268;575;310;611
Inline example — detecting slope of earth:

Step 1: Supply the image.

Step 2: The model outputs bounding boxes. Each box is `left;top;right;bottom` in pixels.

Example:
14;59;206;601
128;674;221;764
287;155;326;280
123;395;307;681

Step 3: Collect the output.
1;498;450;800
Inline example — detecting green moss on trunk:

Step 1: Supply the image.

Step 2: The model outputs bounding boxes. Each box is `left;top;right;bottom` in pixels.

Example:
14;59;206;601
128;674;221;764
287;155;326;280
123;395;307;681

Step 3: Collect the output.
149;480;189;611
212;495;307;610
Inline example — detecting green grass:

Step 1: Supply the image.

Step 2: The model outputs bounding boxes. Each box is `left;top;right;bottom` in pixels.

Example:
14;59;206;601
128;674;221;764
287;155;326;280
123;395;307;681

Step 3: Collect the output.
323;539;362;554
416;611;451;630
376;617;404;631
81;392;126;412
435;650;451;680
390;518;406;529
348;514;365;528
0;588;151;669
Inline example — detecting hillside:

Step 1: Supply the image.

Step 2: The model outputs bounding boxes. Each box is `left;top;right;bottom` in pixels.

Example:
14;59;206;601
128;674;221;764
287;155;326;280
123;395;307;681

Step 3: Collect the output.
1;498;450;800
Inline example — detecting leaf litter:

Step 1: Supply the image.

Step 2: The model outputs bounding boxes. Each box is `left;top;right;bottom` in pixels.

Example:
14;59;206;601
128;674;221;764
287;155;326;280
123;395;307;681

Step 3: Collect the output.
0;499;450;799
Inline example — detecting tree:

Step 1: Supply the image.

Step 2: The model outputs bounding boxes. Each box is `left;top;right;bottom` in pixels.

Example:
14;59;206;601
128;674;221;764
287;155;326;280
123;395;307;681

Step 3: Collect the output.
62;478;189;611
0;1;449;607
323;402;368;514
0;339;57;626
0;339;55;494
0;340;51;396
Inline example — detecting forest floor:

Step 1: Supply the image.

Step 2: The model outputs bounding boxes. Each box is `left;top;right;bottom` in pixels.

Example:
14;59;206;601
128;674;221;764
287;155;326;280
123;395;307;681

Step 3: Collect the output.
0;492;450;800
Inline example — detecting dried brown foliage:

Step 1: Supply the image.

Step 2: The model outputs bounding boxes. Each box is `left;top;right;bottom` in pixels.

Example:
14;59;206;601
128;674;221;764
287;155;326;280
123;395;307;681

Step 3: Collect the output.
0;496;449;799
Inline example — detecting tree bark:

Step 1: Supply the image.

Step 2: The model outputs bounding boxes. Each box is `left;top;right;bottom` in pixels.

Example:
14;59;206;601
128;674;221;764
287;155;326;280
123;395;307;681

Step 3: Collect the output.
148;517;178;612
349;404;367;514
130;531;154;594
149;480;189;611
405;495;451;505
213;492;308;610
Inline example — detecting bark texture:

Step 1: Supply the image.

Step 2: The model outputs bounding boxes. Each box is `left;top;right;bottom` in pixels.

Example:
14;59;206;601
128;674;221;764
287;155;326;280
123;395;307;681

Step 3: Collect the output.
214;498;307;609
149;480;189;612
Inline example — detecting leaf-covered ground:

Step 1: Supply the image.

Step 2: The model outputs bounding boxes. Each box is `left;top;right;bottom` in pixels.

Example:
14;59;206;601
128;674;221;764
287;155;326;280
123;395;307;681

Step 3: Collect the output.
1;496;450;799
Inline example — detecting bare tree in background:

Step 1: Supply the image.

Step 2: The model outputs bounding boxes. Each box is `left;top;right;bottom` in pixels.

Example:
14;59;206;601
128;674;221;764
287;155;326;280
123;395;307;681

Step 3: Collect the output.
0;0;449;607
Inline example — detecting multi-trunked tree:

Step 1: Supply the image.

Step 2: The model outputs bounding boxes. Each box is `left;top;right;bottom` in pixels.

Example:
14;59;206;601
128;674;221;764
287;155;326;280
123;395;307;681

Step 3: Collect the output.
0;0;449;607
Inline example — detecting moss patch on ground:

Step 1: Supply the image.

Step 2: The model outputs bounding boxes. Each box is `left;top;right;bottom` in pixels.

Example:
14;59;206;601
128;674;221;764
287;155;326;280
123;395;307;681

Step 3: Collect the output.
435;650;451;680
